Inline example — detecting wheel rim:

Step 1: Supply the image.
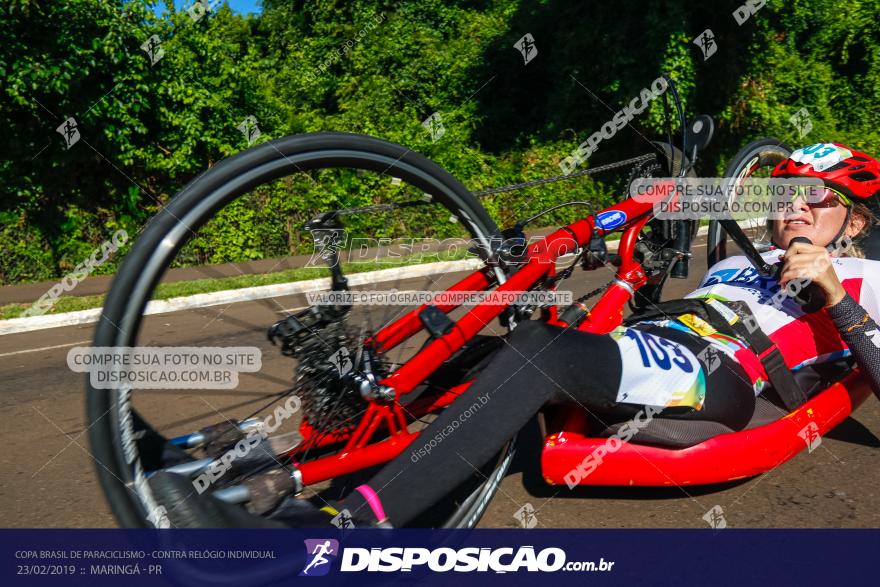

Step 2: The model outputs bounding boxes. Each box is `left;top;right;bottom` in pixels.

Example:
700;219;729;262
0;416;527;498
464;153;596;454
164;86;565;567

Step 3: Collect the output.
88;136;513;528
710;141;793;266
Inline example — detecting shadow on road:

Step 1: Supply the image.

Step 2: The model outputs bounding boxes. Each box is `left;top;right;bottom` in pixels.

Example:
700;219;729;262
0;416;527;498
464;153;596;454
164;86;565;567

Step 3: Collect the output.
825;416;880;448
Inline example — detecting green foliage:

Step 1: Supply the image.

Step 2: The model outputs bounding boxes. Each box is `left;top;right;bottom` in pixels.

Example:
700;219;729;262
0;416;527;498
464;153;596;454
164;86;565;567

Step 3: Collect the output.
0;211;57;283
1;0;878;284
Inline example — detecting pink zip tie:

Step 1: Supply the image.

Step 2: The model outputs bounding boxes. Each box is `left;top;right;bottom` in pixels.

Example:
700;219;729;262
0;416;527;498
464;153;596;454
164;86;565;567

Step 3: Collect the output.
354;484;387;522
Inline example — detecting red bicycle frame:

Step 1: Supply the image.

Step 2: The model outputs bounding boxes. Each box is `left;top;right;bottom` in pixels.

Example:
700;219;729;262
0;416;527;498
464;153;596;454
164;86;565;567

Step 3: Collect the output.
289;195;657;485
288;191;870;489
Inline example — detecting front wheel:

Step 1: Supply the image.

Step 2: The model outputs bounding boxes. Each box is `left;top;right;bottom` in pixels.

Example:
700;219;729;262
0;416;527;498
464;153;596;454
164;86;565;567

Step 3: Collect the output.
86;132;514;529
708;138;793;267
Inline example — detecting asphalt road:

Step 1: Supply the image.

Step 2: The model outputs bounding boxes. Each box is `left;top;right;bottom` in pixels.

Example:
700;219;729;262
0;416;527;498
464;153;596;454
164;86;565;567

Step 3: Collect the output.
1;240;879;529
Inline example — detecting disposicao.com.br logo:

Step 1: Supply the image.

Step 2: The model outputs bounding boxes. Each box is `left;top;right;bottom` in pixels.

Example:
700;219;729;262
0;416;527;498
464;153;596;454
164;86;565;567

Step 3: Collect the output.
300;539;339;576
300;540;614;575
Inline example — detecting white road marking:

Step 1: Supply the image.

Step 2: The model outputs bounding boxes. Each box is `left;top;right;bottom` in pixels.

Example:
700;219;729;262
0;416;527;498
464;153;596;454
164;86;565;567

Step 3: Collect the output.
0;339;90;358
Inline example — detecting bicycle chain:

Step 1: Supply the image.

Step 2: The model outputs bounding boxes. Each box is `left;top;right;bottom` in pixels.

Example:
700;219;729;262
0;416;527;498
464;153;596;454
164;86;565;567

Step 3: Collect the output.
471;153;655;197
576;282;613;303
332;153;656;216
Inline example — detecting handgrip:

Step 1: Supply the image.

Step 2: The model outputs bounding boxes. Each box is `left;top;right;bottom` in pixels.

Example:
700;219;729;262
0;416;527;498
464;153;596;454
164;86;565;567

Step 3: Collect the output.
779;236;827;313
670;220;691;279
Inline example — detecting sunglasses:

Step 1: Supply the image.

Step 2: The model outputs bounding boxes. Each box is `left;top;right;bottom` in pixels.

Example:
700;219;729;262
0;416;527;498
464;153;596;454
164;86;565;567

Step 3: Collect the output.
787;186;852;209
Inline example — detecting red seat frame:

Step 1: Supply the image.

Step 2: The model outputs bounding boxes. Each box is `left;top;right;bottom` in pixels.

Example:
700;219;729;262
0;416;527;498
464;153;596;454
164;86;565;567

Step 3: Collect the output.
541;369;872;486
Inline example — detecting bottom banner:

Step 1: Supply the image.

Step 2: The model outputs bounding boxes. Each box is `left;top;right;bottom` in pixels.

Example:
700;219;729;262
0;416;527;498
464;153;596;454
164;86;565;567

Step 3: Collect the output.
2;528;878;586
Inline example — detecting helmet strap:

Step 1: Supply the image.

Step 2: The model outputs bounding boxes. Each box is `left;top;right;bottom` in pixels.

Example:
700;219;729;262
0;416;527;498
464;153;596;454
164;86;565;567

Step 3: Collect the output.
827;206;853;253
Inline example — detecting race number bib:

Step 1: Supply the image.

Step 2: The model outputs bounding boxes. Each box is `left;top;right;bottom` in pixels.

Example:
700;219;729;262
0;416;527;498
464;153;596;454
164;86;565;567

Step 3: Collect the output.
790;143;853;172
610;327;706;409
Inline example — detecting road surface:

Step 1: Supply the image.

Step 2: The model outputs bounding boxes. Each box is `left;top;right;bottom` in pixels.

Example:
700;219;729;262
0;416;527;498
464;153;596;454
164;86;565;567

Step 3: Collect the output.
1;240;879;529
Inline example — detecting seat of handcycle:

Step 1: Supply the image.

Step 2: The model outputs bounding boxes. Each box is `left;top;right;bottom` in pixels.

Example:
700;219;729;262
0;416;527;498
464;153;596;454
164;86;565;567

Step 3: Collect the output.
588;357;855;449
861;224;880;260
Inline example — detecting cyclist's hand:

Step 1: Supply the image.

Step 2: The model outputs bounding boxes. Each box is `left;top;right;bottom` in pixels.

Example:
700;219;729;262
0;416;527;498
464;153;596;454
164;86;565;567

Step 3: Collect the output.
777;241;847;308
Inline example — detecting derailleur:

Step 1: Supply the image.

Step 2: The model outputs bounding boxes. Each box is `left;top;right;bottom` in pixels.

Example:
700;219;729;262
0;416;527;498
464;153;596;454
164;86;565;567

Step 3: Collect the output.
267;306;347;357
267;308;392;403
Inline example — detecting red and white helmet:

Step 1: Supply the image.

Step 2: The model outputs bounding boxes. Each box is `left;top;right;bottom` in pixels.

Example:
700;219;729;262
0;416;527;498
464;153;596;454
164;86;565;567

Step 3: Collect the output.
772;142;880;211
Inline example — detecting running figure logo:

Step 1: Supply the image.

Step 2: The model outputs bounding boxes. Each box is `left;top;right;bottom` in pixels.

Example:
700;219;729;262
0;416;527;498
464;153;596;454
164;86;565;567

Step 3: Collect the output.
693;29;717;61
697;345;723;375
330;508;356;530
328;347;354;377
513;503;538;528
513;33;538;65
421;112;445;142
187;0;220;22
798;421;822;453
140;34;165;66
789;108;813;139
237;115;261;145
306;228;346;268
702;505;727;529
300;539;339;577
56;117;80;149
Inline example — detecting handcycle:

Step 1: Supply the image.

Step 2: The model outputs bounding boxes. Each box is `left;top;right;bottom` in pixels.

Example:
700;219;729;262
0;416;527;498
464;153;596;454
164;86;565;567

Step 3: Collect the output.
87;97;877;529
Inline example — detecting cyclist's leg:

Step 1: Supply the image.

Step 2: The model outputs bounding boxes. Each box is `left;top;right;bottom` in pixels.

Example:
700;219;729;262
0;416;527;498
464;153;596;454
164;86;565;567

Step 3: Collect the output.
619;322;757;429
287;320;624;526
316;320;754;527
336;320;622;525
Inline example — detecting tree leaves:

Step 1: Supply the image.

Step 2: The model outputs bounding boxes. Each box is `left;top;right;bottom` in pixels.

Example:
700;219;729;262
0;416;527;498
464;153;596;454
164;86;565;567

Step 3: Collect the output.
1;0;878;284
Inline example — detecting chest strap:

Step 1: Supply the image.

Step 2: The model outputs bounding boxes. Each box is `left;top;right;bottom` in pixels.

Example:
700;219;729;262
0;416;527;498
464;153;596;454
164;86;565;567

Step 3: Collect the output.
625;298;808;411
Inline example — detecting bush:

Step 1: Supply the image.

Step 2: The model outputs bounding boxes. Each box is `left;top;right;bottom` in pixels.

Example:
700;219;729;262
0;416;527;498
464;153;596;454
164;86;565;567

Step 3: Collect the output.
1;0;878;284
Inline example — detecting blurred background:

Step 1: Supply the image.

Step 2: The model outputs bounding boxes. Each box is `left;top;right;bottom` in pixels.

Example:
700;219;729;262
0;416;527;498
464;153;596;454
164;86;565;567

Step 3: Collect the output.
2;0;878;286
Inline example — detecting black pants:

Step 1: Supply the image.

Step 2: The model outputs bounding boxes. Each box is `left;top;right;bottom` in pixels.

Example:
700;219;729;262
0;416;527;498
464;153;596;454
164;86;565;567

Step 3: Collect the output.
353;320;755;526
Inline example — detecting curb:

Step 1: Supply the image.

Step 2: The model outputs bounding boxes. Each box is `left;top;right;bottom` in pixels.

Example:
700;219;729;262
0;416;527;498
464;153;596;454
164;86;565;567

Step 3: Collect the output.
0;259;485;336
0;223;720;336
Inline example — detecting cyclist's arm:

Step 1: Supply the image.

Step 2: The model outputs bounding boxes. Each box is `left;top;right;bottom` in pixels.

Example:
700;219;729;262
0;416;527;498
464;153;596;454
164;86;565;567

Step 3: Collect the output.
826;293;880;398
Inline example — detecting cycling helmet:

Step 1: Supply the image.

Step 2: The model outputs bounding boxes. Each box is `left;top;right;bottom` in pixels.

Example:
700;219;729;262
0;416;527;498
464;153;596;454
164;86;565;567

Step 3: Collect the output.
772;143;880;209
771;143;880;250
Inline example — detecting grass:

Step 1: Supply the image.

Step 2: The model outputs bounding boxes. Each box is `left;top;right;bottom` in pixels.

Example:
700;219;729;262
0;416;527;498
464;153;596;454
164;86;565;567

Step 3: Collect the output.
0;249;473;320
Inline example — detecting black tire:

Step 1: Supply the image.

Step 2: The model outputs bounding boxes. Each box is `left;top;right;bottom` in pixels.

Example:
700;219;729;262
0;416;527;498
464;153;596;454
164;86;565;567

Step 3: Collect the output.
86;132;514;529
708;138;793;267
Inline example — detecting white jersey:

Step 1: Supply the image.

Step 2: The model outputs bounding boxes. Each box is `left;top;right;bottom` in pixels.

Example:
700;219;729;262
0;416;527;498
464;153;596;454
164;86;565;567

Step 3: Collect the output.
682;251;880;379
612;250;880;408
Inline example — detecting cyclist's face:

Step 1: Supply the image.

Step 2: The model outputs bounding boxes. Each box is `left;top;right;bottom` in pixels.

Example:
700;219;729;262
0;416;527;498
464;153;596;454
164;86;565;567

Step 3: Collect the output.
771;194;849;248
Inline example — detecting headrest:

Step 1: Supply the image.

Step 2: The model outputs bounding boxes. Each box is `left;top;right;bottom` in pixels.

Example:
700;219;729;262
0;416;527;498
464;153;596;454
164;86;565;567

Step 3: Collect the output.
857;226;880;260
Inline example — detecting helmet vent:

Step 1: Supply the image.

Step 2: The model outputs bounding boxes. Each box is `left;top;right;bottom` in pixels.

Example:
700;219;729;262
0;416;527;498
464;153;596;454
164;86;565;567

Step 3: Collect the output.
849;171;876;182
